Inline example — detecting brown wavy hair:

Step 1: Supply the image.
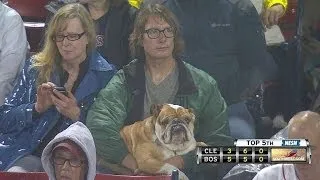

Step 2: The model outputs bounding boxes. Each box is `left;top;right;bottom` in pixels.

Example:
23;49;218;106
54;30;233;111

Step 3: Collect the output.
33;3;96;85
129;3;184;59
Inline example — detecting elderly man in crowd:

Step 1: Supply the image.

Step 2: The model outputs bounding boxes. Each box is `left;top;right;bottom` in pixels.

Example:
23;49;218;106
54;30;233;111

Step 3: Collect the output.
253;111;320;180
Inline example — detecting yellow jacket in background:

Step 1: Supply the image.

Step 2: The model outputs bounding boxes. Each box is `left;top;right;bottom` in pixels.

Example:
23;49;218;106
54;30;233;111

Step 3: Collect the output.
264;0;288;11
130;0;288;11
128;0;143;9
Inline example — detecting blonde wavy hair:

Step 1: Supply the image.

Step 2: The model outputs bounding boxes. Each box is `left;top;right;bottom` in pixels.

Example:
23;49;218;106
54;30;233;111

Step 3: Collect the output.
33;3;96;85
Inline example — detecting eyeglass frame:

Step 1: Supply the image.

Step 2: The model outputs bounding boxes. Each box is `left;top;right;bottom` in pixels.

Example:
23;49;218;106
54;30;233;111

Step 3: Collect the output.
52;32;86;42
144;27;175;39
52;156;87;167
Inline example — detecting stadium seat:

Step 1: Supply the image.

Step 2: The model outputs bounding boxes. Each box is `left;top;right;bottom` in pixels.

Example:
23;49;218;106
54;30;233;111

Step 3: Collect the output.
6;0;49;20
6;0;48;52
0;170;179;180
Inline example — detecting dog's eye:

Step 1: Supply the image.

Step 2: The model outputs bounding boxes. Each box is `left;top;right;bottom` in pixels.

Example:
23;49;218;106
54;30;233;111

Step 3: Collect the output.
160;118;169;125
184;118;191;123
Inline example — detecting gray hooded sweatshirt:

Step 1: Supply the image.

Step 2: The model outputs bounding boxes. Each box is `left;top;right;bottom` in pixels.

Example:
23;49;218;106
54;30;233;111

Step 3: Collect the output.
41;122;96;180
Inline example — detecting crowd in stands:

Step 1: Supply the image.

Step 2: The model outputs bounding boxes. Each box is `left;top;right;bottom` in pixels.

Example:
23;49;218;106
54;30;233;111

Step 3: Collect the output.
0;0;320;179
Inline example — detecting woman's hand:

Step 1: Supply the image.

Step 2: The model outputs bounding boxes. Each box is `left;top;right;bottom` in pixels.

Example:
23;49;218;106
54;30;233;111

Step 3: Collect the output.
51;89;80;121
35;82;55;113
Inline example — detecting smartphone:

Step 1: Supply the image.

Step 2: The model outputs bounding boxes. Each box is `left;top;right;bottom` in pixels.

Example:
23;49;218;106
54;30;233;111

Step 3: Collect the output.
53;86;68;96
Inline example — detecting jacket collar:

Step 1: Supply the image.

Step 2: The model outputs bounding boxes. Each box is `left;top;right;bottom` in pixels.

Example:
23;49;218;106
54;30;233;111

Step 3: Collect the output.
123;56;197;126
123;56;197;94
50;50;115;101
88;50;115;72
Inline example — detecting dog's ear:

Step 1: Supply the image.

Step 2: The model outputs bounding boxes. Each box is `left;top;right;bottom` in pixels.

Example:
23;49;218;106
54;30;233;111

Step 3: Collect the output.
188;108;194;114
150;104;163;117
188;108;196;121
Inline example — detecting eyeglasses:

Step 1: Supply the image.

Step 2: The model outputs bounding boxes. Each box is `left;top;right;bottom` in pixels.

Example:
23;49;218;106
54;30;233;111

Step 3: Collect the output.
52;156;86;167
144;27;175;39
53;32;86;42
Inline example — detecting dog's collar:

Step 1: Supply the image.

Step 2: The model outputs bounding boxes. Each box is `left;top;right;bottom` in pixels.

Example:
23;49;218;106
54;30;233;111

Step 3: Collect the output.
155;138;178;156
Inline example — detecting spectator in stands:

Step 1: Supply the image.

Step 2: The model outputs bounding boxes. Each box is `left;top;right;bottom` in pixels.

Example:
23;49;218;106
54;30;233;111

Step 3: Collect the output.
253;111;320;180
0;3;115;172
0;1;28;105
262;0;287;28
250;0;287;45
86;3;232;179
45;0;135;69
143;0;279;139
143;0;274;106
42;122;96;180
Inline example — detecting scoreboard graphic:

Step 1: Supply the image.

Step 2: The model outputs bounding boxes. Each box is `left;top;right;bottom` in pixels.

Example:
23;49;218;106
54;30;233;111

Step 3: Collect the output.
197;139;311;164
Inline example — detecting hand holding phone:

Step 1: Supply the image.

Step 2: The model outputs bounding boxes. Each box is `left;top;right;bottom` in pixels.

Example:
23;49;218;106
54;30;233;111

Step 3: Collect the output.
51;87;80;121
35;82;56;113
53;86;68;97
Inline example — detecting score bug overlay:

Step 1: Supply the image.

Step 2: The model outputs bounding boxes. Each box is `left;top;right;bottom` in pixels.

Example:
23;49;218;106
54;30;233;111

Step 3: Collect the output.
196;139;311;164
235;139;309;147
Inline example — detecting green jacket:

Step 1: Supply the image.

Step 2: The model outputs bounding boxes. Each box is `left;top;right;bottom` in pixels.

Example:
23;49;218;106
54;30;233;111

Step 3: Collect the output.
86;58;232;172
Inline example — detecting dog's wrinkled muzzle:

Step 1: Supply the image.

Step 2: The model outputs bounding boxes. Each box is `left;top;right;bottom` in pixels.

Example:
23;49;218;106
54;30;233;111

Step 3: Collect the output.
171;124;186;134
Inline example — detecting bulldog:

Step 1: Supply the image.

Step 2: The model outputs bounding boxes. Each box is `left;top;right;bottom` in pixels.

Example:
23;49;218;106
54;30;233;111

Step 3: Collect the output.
120;103;205;180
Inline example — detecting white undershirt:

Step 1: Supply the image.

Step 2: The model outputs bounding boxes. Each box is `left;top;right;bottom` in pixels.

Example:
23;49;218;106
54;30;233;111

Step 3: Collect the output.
253;164;298;180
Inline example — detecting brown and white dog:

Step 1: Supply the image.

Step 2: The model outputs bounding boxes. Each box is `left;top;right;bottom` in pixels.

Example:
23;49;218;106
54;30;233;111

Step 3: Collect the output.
120;104;204;180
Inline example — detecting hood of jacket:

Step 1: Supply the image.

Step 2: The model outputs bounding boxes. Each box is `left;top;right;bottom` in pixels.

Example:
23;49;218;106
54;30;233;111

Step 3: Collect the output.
41;122;96;180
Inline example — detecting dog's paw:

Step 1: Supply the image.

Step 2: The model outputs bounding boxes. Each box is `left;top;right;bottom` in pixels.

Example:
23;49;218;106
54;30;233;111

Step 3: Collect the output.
159;163;189;180
178;170;189;180
196;142;207;146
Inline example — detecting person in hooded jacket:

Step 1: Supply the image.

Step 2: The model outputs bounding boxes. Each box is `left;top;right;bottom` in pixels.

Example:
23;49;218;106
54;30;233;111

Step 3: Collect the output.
42;121;96;180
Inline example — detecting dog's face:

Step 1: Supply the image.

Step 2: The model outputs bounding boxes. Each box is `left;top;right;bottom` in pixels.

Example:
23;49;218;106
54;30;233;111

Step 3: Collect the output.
151;104;196;151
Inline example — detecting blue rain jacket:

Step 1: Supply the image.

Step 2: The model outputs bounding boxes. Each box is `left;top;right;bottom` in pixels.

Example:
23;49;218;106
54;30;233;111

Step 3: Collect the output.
0;51;116;170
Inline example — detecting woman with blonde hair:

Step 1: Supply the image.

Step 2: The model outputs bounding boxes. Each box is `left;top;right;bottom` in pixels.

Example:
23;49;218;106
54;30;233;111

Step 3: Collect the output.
0;3;115;172
44;0;136;69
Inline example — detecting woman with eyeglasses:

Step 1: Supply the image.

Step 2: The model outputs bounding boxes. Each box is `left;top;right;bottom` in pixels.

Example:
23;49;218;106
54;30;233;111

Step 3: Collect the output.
44;0;136;69
0;3;116;172
42;122;96;180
